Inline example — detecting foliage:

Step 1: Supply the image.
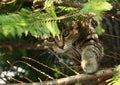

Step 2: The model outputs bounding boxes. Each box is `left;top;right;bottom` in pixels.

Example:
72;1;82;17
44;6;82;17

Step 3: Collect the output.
0;0;118;84
107;65;120;85
43;0;62;8
80;0;112;18
0;0;113;38
0;3;60;39
80;0;112;35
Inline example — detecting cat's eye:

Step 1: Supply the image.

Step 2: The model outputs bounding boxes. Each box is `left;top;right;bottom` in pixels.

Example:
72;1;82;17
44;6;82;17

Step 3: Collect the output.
63;30;70;37
47;37;54;42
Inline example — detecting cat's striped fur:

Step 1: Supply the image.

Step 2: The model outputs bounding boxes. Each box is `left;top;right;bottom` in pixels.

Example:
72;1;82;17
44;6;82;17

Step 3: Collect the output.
45;19;104;73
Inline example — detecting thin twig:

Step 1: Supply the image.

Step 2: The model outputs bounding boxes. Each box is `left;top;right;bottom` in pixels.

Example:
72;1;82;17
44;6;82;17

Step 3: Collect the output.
22;56;68;77
6;68;116;85
0;0;16;4
48;49;79;75
13;61;54;80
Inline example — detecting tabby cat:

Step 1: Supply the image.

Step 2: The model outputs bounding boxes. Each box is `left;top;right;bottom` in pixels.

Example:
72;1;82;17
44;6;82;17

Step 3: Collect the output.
44;20;104;74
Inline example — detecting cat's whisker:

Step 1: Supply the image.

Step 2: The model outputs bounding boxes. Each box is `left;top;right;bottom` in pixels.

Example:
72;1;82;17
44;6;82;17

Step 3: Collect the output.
66;46;81;64
47;52;60;64
48;48;79;75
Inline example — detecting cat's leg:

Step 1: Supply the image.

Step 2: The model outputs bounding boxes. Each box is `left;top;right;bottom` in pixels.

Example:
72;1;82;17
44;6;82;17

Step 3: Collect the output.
81;44;103;73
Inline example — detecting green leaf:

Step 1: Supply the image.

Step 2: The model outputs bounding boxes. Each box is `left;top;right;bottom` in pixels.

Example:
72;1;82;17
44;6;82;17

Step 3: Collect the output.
0;7;60;39
44;0;62;8
107;65;120;85
95;25;105;35
80;0;112;14
44;0;54;9
80;0;112;20
45;6;60;37
45;21;60;37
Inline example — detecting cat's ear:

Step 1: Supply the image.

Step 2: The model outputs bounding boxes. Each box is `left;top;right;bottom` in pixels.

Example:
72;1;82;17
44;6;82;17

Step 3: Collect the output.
71;22;79;34
72;22;78;29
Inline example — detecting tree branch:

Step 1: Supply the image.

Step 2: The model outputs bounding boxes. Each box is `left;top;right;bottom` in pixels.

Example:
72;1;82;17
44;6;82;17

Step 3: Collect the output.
0;0;16;4
31;0;84;8
0;42;48;51
6;68;116;85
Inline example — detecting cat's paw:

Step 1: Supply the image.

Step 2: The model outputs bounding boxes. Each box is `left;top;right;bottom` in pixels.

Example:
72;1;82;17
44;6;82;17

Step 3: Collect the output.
81;58;98;74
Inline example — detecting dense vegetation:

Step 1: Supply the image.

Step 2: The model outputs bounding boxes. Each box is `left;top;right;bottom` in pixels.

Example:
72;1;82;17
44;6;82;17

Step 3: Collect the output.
0;0;119;84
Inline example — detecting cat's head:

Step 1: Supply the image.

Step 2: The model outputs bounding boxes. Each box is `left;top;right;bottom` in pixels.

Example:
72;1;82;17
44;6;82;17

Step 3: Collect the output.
45;22;79;53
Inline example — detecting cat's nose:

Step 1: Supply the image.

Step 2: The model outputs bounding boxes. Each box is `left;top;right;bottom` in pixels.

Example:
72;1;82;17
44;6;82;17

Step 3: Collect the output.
57;41;64;49
59;45;64;49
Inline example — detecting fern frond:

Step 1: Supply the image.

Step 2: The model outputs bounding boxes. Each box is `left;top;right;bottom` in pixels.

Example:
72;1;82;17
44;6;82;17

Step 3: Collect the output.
107;65;120;85
0;8;60;38
80;0;112;20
